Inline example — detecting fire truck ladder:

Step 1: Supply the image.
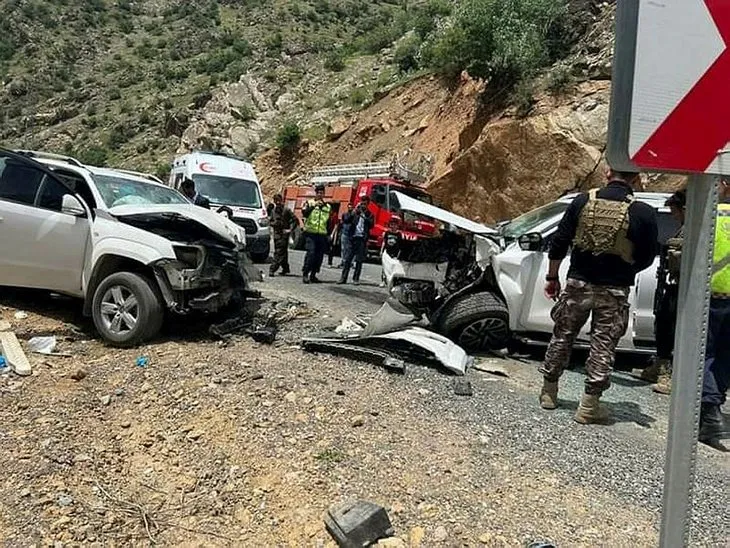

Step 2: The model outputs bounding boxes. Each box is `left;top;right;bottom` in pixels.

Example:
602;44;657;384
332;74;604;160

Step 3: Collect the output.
308;162;393;186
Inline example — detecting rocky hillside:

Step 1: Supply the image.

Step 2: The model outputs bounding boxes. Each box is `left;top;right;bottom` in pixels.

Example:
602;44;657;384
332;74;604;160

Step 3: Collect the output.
1;0;449;174
256;2;683;223
1;0;679;221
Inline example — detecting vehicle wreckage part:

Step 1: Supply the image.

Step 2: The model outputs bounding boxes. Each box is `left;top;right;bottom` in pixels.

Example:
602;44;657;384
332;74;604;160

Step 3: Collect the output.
391;190;496;235
91;272;164;347
361;298;421;338
437;291;510;352
301;340;406;374
371;327;470;375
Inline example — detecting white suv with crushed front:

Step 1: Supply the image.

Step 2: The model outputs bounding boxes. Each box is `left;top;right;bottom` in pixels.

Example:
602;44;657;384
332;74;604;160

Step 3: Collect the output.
0;149;254;347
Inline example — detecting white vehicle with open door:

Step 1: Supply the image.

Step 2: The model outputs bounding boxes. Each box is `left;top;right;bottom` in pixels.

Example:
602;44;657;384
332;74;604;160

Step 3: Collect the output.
378;190;678;354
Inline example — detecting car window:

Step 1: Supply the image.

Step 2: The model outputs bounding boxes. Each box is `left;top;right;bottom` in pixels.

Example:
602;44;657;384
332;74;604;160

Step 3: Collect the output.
37;175;72;212
51;168;97;209
501;201;570;241
93;174;189;208
0;157;44;205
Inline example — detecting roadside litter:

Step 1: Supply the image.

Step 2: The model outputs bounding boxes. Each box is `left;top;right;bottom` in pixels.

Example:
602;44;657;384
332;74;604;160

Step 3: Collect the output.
136;356;149;368
209;296;314;344
13;311;28;320
0;332;32;376
325;500;394;548
335;317;364;334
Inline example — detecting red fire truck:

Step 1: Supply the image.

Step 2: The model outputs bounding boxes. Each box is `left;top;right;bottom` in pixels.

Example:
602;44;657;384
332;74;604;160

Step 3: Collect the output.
283;155;437;255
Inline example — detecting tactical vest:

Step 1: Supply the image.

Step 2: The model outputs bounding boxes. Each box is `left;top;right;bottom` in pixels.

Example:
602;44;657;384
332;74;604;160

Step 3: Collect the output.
573;189;635;264
304;201;331;235
711;203;730;294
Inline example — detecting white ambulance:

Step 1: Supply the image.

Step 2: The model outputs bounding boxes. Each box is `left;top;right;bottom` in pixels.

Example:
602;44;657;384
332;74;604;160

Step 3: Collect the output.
169;151;270;262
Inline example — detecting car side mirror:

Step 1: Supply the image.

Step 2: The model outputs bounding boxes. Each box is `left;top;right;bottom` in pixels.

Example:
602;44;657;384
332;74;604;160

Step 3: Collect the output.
61;195;86;217
518;232;543;252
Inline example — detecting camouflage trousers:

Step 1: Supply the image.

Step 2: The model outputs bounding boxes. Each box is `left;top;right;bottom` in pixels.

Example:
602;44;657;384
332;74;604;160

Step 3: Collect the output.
269;235;290;275
539;278;630;395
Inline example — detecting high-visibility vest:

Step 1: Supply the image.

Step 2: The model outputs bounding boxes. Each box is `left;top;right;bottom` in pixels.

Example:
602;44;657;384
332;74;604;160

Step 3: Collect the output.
711;203;730;294
304;201;331;235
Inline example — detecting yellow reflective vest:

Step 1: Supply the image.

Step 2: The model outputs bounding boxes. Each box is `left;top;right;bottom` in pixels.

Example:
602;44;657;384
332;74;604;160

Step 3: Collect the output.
712;203;730;294
304;201;331;235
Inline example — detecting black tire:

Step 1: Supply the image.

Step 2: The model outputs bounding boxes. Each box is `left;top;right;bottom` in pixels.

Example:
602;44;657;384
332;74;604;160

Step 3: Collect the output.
437;291;511;352
289;226;305;250
91;272;164;348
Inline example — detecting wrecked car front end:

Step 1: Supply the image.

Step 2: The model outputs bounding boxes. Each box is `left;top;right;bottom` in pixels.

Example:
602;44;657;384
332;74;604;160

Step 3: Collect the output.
375;192;510;352
114;209;257;314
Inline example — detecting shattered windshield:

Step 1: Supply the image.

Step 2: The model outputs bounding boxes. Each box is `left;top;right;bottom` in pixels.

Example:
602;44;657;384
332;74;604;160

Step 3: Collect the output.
94;174;189;208
192;174;261;208
501;201;569;240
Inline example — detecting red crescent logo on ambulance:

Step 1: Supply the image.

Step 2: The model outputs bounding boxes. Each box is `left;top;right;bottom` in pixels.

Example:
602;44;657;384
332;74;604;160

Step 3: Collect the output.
199;162;215;173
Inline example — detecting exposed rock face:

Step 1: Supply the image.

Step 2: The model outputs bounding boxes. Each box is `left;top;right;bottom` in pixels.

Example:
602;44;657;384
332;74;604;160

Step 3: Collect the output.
429;82;610;223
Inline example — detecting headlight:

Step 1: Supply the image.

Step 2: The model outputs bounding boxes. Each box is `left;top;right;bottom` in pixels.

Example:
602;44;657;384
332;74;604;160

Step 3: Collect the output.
173;245;204;268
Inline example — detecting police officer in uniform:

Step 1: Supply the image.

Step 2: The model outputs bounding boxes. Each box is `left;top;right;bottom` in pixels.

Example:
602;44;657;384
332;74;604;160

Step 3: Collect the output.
700;179;730;450
539;167;659;424
301;184;332;284
267;193;296;277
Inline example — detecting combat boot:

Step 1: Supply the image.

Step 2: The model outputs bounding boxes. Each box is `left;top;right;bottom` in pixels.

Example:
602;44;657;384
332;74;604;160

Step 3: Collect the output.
698;403;729;451
539;380;559;410
573;394;610;425
651;359;672;395
633;358;660;383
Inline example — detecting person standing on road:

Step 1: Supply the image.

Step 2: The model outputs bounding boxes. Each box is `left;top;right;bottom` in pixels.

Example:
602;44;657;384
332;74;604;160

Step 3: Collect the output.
699;178;730;451
538;167;659;424
180;178;210;209
637;189;685;394
339;196;374;285
301;184;331;284
337;203;356;269
267;193;297;277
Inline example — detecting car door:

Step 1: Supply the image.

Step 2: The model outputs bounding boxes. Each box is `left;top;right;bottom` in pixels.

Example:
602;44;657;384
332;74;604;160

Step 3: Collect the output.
0;153;90;295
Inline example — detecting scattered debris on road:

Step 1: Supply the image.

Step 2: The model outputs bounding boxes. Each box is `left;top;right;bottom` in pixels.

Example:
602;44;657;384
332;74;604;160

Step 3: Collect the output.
303;327;470;375
325;500;394;548
135;356;150;368
472;359;510;377
0;331;32;376
13;311;27;320
27;336;57;355
69;368;88;381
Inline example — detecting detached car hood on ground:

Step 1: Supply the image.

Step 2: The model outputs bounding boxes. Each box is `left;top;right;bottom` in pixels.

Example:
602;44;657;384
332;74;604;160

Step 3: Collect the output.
108;204;246;245
392;191;498;236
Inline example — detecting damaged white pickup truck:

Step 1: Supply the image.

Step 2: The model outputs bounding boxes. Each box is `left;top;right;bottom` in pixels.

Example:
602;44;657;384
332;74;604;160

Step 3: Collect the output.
379;190;678;354
0;149;257;346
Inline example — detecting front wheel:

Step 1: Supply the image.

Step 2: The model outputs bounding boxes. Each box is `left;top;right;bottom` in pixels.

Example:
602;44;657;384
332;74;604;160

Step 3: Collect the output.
91;272;164;347
437;291;510;353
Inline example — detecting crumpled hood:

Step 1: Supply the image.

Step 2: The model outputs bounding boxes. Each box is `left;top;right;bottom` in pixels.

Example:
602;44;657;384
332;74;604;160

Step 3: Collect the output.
392;191;497;235
108;204;245;245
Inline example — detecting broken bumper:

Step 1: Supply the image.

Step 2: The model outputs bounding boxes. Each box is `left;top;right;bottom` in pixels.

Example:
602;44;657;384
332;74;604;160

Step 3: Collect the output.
152;244;253;313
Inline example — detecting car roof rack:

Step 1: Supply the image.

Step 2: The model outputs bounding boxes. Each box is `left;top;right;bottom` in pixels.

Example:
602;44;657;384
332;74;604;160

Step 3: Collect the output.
13;149;85;168
110;168;165;184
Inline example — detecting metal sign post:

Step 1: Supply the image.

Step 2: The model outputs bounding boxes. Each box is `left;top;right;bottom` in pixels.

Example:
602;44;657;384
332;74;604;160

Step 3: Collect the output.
659;176;717;547
607;0;730;544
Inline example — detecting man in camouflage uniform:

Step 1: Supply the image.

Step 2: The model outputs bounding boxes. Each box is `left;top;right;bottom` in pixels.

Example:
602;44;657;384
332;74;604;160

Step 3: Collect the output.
539;167;659;424
267;194;296;277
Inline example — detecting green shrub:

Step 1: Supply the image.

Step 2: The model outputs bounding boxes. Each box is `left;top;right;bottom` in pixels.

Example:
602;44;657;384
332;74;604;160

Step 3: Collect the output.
324;50;346;72
349;87;369;107
393;34;421;73
275;122;301;151
426;0;569;93
76;146;109;166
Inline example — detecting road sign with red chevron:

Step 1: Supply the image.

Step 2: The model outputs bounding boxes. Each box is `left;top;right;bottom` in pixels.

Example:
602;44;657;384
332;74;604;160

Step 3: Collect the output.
608;0;730;175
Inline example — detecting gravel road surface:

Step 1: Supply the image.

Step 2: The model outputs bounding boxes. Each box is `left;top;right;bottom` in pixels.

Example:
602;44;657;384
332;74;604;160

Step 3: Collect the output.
0;249;726;546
